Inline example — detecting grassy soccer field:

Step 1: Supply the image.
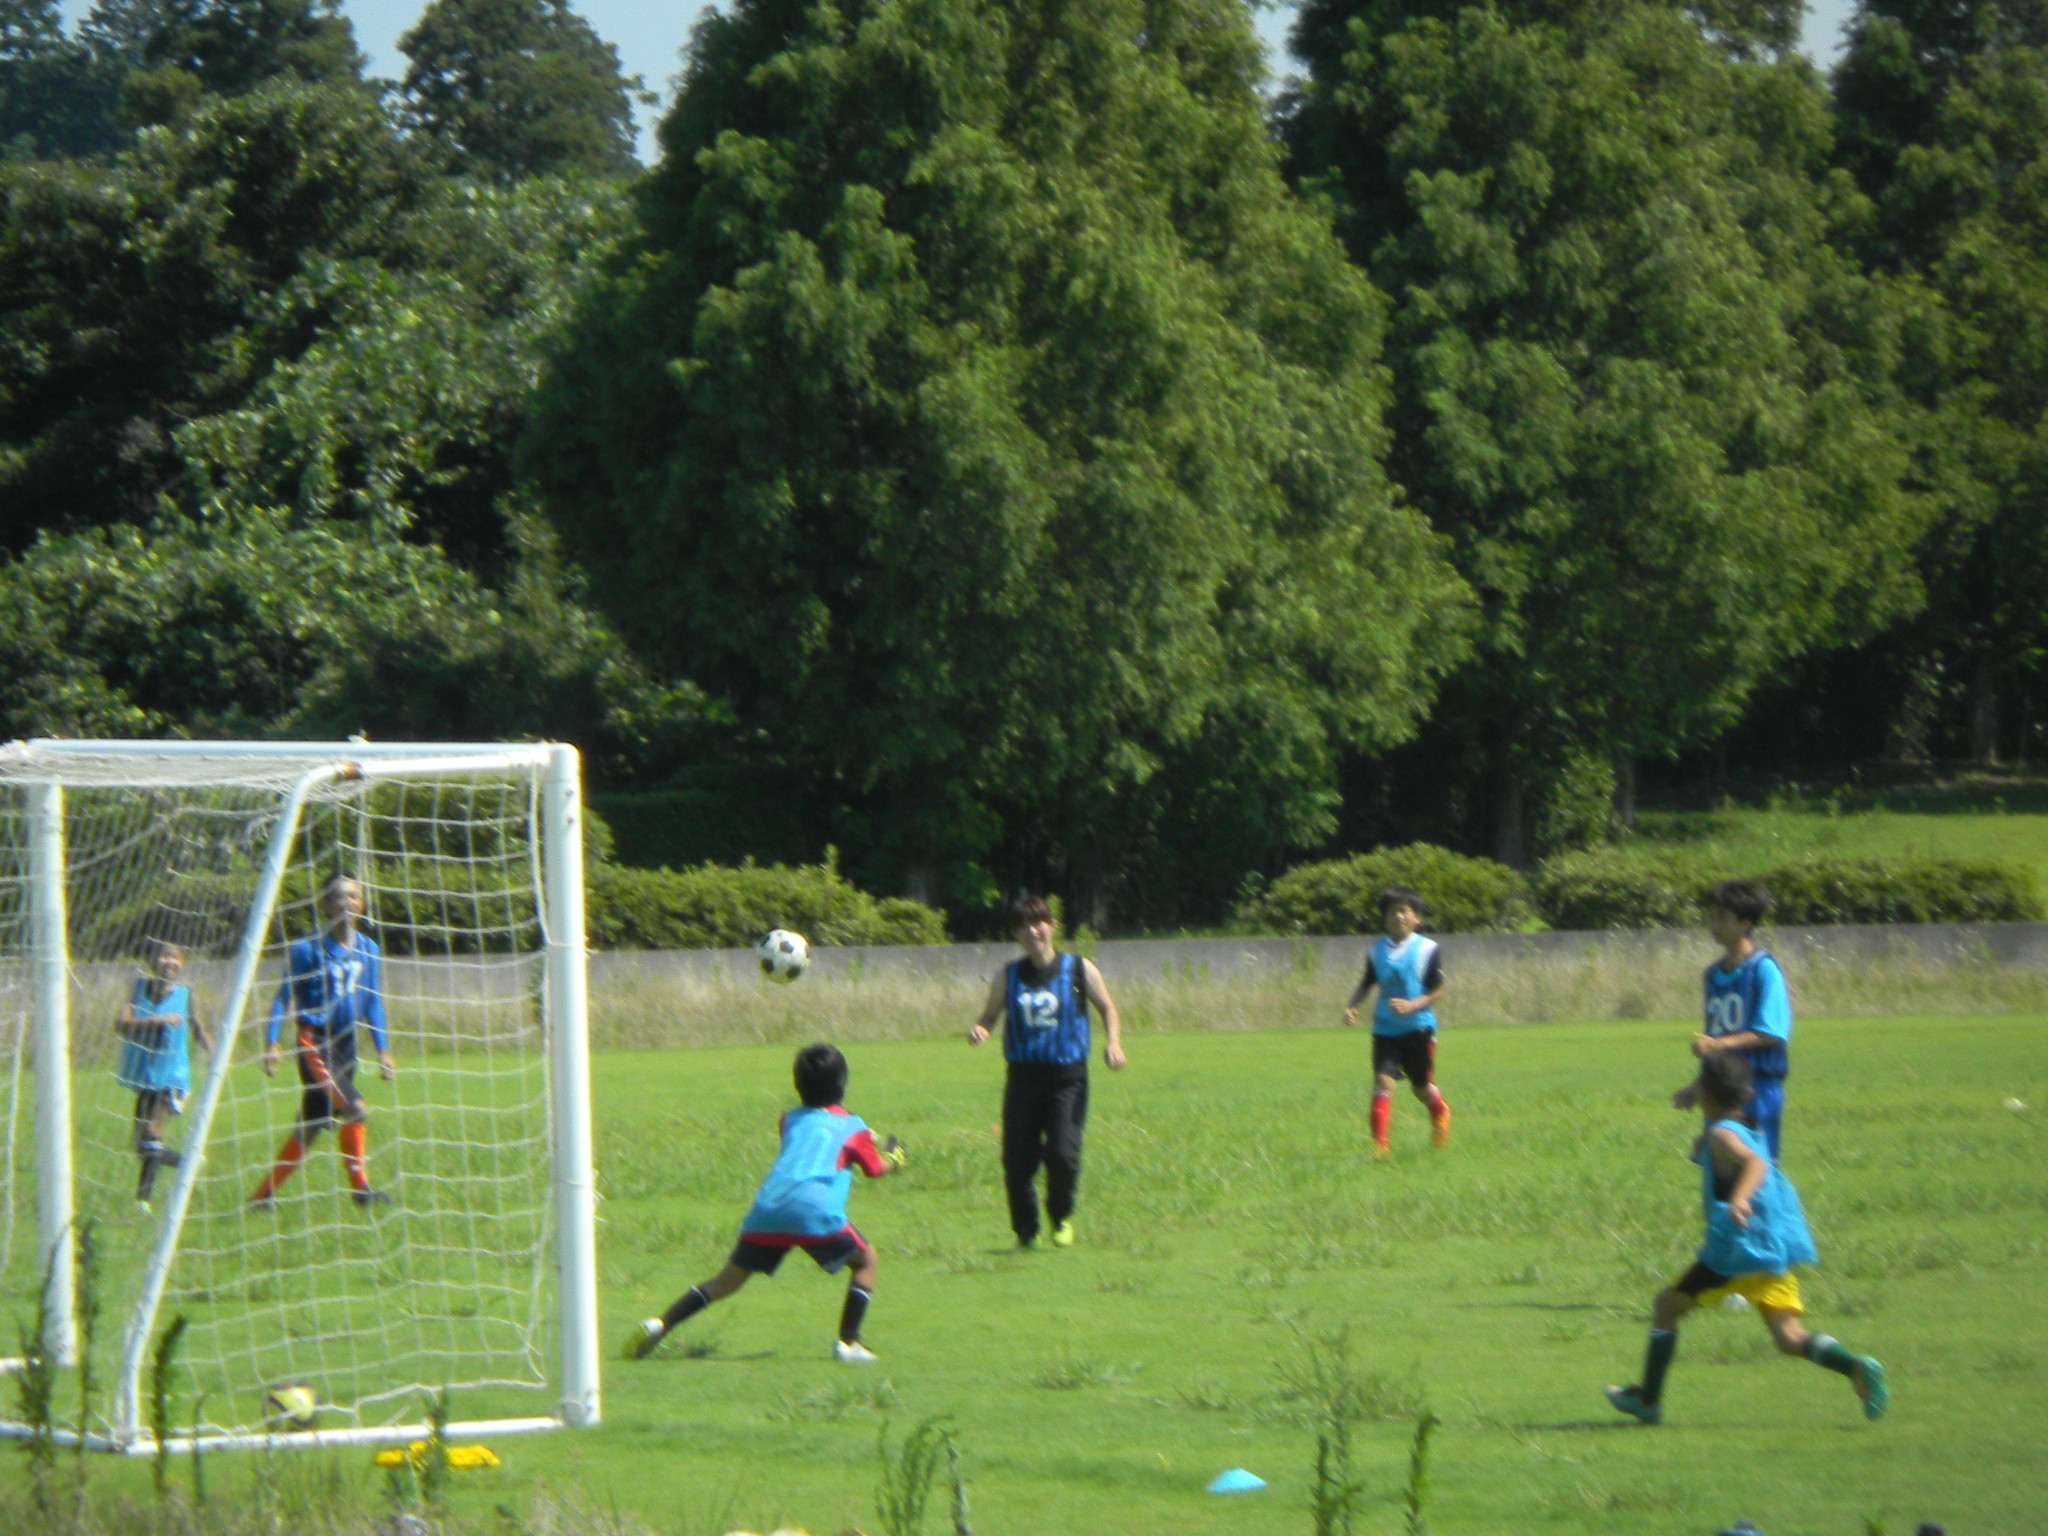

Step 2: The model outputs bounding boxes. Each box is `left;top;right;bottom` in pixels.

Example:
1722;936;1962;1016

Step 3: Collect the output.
28;1011;2048;1536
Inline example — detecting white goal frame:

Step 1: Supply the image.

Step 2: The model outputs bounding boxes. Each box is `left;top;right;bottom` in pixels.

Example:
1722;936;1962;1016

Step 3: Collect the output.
1;739;599;1453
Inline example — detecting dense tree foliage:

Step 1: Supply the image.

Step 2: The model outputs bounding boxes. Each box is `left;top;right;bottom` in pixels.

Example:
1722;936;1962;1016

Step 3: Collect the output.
1283;0;1926;860
398;0;640;182
0;0;2043;927
524;0;1473;920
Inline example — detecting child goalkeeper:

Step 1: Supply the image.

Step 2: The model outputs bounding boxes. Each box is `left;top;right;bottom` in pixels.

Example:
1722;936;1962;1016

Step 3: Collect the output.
1604;1052;1887;1425
624;1043;906;1365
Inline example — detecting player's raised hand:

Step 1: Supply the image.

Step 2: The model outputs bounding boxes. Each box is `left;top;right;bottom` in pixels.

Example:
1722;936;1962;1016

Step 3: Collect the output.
261;1043;280;1077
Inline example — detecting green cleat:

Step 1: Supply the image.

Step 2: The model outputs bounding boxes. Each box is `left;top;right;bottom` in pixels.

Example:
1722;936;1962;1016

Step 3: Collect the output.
622;1318;665;1360
1051;1220;1076;1248
1604;1384;1662;1425
1856;1356;1888;1420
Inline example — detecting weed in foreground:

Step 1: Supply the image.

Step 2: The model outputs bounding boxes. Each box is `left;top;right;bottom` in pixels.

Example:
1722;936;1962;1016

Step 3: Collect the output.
875;1416;972;1536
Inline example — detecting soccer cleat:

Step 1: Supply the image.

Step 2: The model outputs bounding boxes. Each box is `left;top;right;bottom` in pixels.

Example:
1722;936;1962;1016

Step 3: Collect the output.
135;1199;152;1215
351;1186;393;1208
1372;1142;1393;1162
1016;1233;1037;1250
248;1194;275;1211
623;1318;666;1360
1051;1220;1075;1248
1856;1356;1888;1420
834;1340;880;1364
1604;1384;1662;1425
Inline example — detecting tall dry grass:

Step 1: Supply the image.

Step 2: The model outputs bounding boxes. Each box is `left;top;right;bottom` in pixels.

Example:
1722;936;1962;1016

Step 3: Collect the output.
586;941;2048;1050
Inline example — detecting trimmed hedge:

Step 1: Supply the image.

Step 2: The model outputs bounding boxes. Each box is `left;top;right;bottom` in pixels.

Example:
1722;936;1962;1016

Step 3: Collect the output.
1529;850;1715;931
587;859;948;950
1764;856;2043;926
1529;848;2045;929
1235;844;1533;935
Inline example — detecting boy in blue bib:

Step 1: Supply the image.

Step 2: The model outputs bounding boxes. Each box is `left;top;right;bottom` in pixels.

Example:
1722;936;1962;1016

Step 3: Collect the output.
114;941;214;1208
1342;884;1451;1157
1606;1053;1887;1426
969;893;1128;1248
624;1043;907;1365
1674;879;1793;1159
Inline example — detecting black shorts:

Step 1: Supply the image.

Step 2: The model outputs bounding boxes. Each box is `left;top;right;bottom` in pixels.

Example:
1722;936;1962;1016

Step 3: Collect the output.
1372;1030;1437;1085
1673;1260;1732;1299
296;1027;367;1127
730;1227;872;1276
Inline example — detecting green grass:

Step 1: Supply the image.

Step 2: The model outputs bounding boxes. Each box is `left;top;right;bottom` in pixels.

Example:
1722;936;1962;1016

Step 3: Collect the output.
22;1010;2048;1536
1623;773;2048;894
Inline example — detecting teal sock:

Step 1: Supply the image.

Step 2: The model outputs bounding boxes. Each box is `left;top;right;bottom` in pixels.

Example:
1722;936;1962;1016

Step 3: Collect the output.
1641;1329;1677;1404
1804;1334;1858;1378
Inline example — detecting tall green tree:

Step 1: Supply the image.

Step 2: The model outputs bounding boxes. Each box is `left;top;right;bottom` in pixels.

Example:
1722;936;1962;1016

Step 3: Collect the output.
398;0;639;181
1;0;120;156
1283;0;1924;859
79;0;362;128
523;0;1472;920
1824;3;2048;761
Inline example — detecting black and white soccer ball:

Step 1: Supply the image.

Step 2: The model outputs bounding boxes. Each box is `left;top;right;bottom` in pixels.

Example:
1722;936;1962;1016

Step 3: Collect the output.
757;928;809;983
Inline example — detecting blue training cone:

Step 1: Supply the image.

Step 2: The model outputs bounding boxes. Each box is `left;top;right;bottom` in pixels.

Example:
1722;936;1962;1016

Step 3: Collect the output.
1207;1469;1267;1494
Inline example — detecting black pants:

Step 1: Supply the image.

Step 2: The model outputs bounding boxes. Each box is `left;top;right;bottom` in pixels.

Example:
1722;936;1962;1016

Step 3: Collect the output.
1003;1061;1089;1241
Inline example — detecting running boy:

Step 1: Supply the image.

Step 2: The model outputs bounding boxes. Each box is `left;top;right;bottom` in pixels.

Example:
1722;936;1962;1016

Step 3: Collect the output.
1342;884;1451;1156
1676;879;1792;1159
969;894;1126;1248
1605;1052;1886;1426
624;1043;906;1364
114;941;214;1208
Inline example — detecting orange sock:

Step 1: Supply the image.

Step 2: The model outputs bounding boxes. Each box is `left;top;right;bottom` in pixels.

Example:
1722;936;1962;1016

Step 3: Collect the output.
1425;1089;1452;1145
255;1137;306;1200
338;1123;371;1191
1370;1093;1392;1147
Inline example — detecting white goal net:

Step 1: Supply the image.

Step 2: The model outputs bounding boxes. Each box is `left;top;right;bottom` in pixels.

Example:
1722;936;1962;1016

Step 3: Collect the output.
0;741;596;1451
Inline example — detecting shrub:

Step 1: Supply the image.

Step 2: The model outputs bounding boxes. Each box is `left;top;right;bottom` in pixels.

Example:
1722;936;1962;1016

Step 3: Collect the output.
1529;849;1716;931
1235;844;1532;935
1529;848;2045;930
587;858;948;950
1764;857;2043;925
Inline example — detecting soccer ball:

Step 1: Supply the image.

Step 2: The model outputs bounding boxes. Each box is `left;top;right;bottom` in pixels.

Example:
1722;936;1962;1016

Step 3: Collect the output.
757;929;809;983
262;1380;320;1431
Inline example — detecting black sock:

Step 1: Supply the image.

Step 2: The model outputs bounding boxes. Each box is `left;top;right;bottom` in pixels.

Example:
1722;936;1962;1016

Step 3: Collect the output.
660;1286;712;1332
137;1145;161;1200
1641;1329;1678;1404
839;1286;872;1344
1804;1334;1858;1377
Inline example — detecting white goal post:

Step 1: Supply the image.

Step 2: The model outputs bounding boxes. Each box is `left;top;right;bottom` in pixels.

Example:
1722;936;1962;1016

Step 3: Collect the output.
0;740;597;1452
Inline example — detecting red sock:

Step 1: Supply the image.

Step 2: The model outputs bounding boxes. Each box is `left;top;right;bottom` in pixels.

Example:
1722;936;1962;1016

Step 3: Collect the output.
1424;1086;1449;1121
255;1137;305;1200
338;1123;371;1192
1370;1093;1392;1146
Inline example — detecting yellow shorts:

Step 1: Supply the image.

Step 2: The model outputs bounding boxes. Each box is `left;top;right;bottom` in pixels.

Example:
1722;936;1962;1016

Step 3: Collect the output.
1683;1270;1803;1314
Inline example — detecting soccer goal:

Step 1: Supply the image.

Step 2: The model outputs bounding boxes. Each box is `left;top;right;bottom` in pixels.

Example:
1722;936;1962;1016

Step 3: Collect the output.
0;740;598;1452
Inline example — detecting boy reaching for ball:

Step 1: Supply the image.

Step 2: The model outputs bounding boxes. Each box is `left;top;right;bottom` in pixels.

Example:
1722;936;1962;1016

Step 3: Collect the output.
1604;1052;1886;1426
1342;884;1451;1157
625;1043;906;1365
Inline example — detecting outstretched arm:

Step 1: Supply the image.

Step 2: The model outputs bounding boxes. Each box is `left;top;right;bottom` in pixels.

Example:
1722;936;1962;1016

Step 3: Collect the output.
1081;959;1125;1070
968;971;1005;1046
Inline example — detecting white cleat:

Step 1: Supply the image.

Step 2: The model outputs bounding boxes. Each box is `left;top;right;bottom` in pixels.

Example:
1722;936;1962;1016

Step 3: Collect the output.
834;1339;880;1364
